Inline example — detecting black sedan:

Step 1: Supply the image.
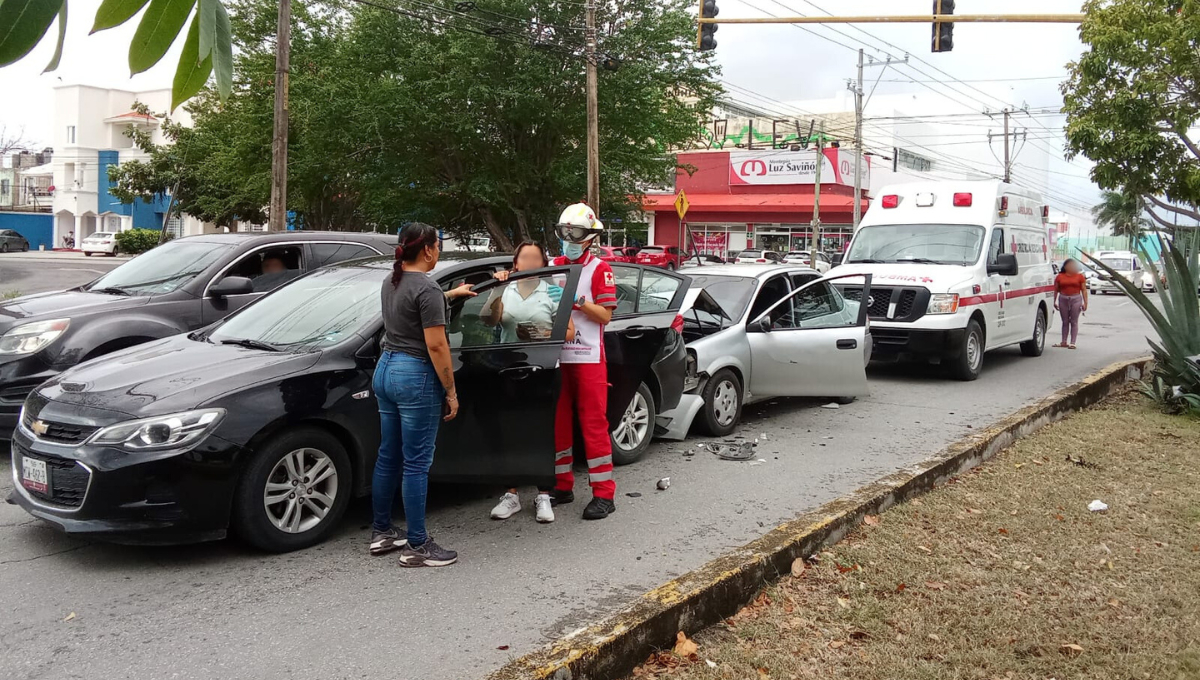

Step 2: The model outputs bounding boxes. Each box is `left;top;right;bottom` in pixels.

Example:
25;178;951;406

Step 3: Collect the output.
8;257;688;551
0;231;396;441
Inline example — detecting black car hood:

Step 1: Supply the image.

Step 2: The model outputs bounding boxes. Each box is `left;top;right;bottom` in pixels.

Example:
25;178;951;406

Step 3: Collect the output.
37;335;321;418
0;290;149;331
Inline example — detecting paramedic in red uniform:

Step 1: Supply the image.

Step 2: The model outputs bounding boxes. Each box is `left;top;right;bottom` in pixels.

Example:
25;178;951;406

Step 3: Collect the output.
549;203;619;520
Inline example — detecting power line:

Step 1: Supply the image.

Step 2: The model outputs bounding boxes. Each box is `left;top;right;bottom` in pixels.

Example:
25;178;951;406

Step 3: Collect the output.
878;75;1068;84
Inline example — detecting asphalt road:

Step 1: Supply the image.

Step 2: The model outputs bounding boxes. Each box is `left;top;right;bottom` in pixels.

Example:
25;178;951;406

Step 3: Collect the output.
0;253;124;296
0;292;1155;680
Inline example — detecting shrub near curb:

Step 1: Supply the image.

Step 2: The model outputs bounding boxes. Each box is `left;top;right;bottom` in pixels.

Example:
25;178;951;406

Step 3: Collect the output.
114;229;169;255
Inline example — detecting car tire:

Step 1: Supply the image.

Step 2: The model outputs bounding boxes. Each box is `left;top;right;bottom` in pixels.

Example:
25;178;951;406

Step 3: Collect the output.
948;319;985;382
831;396;857;405
106;251;116;257
611;382;655;466
232;427;352;553
1020;308;1047;357
84;252;92;257
1;243;7;253
699;368;743;436
666;263;676;271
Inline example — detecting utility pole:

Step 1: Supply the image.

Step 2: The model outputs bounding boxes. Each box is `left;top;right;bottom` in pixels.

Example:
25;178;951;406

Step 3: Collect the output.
853;49;864;230
811;120;824;256
585;0;600;211
1002;108;1010;183
269;0;291;232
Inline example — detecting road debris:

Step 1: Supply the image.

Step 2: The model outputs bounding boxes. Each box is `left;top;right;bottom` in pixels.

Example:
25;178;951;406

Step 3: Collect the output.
1088;499;1108;512
656;477;671;491
626;492;643;498
821;402;840;409
707;440;757;460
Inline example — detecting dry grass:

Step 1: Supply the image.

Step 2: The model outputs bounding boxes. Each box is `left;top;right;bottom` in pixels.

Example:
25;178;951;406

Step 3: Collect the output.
632;392;1200;680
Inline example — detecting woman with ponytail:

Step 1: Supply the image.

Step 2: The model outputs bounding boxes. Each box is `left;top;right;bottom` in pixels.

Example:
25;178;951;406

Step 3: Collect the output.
370;222;475;567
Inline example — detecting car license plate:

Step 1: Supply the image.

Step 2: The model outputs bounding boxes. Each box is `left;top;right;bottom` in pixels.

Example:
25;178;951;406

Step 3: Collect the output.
21;456;48;494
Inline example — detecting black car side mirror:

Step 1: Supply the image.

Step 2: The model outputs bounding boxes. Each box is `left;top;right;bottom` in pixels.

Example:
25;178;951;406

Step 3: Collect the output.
987;254;1019;277
210;276;254;298
747;316;772;334
354;336;379;368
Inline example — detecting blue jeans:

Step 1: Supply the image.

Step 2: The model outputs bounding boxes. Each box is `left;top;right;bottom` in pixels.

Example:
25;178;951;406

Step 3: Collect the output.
372;351;444;545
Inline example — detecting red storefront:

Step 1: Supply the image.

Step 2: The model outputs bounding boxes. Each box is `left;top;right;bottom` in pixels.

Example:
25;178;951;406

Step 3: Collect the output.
643;148;870;258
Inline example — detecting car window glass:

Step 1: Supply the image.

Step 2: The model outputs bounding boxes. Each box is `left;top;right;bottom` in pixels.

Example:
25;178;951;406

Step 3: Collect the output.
310;243;379;268
611;265;640;316
771;282;851;330
218;245;305;294
790;273;819;289
987;229;1005;266
685;276;756;320
638;269;681;313
749;275;791;321
448;273;565;349
682;290;729;341
209;266;383;350
439;266;501;292
86;240;235;296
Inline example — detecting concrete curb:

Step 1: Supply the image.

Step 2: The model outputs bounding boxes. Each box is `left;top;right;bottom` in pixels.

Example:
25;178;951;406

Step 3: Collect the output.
488;357;1152;680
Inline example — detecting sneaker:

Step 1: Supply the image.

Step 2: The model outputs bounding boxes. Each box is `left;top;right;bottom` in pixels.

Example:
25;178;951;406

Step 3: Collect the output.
549;489;575;507
398;539;458;568
490;492;522;520
369;526;406;556
535;494;555;523
582;497;616;520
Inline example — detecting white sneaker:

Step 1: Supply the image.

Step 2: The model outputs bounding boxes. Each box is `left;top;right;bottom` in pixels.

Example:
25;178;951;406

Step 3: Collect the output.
491;492;521;520
535;493;555;523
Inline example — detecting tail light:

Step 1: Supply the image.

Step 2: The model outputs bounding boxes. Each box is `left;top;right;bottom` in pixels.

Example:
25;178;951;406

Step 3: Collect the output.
881;195;899;208
1042;205;1050;222
670;314;684;334
756;258;767;263
953;193;973;207
998;196;1009;215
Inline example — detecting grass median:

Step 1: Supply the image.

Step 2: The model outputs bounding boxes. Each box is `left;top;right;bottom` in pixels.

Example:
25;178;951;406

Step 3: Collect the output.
632;391;1200;680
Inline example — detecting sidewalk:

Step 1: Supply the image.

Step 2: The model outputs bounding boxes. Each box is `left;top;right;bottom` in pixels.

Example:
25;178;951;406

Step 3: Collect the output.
634;390;1200;680
0;250;130;264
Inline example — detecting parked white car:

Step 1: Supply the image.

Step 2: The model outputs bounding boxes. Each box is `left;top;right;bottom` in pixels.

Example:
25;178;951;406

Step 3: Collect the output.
734;249;783;265
782;251;832;273
658;264;872;439
1088;250;1143;295
81;232;118;256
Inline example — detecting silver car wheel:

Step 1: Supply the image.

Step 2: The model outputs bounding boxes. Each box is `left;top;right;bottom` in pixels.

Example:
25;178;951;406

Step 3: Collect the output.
263;448;339;534
712;379;738;427
966;328;983;372
613;390;650;452
1034;313;1045;351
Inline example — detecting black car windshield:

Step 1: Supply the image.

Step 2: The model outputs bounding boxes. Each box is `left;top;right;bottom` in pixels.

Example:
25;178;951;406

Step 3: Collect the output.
685;275;757;320
209;266;384;350
846;224;985;265
86;240;234;295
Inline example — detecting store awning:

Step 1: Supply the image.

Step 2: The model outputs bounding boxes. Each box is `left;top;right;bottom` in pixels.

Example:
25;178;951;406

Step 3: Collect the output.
642;193;866;214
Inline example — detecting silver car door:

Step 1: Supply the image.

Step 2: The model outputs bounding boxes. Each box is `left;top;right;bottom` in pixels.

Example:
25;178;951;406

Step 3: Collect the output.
745;273;873;399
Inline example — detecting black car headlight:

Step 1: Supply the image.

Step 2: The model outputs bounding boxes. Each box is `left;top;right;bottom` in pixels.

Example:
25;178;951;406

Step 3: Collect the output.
0;319;70;355
87;409;226;452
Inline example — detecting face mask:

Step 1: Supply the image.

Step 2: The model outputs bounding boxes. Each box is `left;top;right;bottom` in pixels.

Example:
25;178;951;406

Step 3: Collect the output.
562;241;586;260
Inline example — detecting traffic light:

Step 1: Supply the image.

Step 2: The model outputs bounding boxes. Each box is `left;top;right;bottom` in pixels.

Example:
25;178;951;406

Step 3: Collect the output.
698;0;718;51
932;0;954;52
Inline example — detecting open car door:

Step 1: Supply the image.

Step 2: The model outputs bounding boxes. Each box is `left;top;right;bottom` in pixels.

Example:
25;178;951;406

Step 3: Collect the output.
745;273;873;399
430;267;580;488
605;265;691;431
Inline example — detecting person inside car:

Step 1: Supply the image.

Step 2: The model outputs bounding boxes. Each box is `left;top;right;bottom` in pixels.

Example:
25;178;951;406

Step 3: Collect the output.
483;241;575;523
252;251;298;292
370;223;476;567
550;203;620;520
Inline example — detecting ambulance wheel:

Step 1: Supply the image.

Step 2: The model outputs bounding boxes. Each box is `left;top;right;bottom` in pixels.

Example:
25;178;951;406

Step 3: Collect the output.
949;319;984;382
1020;308;1047;357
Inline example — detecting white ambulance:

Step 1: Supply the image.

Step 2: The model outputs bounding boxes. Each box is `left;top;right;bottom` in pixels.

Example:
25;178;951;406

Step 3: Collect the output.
835;180;1056;380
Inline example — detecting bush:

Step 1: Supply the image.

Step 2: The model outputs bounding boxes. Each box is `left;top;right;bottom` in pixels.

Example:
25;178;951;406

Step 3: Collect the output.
114;228;166;255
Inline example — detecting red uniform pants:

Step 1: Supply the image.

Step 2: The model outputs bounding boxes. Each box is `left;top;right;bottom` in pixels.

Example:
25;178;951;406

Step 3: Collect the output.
553;362;616;499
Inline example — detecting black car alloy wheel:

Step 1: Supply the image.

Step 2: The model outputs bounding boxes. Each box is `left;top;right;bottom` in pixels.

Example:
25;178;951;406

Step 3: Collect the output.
233;426;352;552
611;382;655;465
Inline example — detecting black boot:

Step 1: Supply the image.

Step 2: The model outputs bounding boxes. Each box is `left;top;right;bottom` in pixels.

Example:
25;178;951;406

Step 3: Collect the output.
582;497;616;520
549;489;575;507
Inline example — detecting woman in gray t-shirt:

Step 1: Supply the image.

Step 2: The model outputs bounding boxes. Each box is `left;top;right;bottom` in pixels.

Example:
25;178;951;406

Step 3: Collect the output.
369;223;475;568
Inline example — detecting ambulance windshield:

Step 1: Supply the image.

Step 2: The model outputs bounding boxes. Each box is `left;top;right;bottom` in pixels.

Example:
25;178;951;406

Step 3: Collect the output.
845;224;986;266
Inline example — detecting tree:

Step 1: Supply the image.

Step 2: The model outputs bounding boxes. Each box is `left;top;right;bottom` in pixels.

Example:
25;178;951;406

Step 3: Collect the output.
156;0;718;247
0;124;34;157
1091;190;1150;249
0;0;233;109
1062;0;1200;231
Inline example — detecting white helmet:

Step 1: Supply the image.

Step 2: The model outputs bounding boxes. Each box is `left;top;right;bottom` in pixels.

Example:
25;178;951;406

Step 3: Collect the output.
555;203;604;244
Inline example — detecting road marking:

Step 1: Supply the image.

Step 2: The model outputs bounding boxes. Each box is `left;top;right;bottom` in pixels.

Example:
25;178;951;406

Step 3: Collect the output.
57;268;107;274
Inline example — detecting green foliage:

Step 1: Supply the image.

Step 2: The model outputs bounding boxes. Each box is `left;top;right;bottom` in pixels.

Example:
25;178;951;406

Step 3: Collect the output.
0;0;64;71
1063;0;1200;204
165;0;719;247
1085;235;1200;414
115;228;168;254
1091;190;1149;248
3;0;233;107
1138;374;1200;415
173;12;214;111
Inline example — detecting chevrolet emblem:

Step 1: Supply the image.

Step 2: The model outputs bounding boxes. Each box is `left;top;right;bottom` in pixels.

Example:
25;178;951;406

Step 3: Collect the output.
31;420;49;436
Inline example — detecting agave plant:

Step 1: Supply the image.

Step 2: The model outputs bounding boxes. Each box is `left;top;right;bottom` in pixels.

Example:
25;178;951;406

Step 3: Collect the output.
1083;233;1200;411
